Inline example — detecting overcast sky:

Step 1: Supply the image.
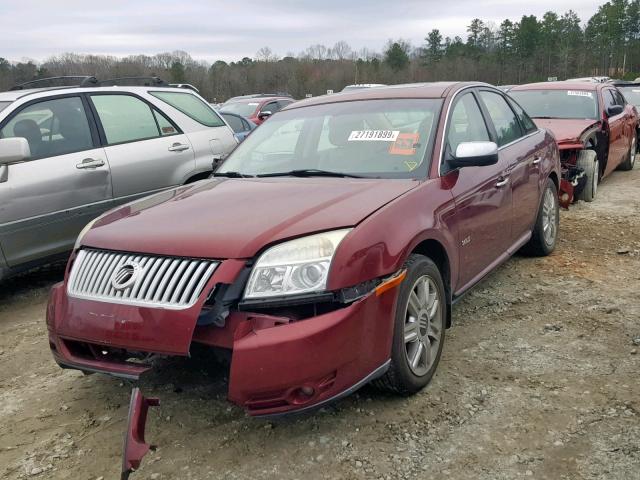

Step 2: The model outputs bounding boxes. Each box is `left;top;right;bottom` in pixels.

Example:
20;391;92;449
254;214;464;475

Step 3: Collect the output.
2;0;605;63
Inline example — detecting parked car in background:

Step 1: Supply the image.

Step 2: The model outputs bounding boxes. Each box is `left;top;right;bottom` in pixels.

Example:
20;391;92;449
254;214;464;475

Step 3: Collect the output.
610;81;640;113
219;111;256;142
47;82;560;418
0;76;237;281
496;85;515;93
509;81;638;204
220;94;295;125
341;84;387;92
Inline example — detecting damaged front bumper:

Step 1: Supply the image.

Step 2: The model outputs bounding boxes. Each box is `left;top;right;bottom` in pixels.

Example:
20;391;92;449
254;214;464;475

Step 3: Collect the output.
47;261;400;416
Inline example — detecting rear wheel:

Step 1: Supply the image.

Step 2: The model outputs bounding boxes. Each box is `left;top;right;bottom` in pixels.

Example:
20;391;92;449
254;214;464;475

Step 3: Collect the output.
575;150;598;202
521;178;559;256
373;254;446;395
618;135;636;171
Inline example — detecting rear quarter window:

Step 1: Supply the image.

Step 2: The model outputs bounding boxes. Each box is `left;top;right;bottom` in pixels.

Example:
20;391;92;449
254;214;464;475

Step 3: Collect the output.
150;91;225;127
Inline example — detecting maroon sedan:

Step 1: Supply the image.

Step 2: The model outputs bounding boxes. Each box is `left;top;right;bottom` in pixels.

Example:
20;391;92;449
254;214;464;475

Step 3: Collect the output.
220;95;294;125
47;82;560;417
510;81;638;204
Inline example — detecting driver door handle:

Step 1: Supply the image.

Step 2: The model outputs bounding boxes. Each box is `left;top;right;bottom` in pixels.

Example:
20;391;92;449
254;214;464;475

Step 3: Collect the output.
496;177;509;188
168;143;190;152
76;158;105;169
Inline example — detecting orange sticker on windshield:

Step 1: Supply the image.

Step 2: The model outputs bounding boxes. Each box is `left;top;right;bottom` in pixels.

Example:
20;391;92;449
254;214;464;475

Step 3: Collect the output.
389;133;419;156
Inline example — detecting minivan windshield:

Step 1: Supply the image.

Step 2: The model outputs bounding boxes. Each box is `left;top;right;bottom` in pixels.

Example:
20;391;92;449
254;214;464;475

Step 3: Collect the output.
617;86;640;107
217;99;442;179
509;89;599;120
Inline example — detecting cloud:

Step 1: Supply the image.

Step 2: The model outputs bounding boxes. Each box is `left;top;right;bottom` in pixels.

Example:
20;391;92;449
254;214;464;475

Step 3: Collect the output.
1;0;604;63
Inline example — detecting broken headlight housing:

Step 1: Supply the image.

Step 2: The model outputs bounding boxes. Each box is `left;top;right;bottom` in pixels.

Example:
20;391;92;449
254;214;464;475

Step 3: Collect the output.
244;229;351;299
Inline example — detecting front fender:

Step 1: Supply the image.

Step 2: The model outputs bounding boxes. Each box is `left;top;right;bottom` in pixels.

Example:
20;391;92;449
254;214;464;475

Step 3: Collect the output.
328;180;457;291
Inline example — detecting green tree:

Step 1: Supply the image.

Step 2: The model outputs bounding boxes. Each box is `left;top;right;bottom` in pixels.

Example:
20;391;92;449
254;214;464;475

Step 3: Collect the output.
384;41;410;71
422;29;443;64
169;60;186;83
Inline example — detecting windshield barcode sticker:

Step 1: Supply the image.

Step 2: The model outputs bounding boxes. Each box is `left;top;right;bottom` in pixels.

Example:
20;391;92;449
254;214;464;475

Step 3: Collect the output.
348;130;400;142
567;91;593;98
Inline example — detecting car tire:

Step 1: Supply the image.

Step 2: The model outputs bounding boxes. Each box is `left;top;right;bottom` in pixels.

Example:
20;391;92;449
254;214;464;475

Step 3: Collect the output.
521;178;559;257
575;150;599;202
617;135;636;171
373;254;446;395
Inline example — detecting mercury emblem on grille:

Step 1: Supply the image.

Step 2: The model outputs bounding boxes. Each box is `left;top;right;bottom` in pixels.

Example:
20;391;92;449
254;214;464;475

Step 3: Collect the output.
111;262;142;291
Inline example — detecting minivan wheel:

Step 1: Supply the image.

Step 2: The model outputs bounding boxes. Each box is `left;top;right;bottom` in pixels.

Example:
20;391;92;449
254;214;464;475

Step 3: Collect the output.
521;178;559;257
373;254;446;395
575;150;598;202
618;135;636;171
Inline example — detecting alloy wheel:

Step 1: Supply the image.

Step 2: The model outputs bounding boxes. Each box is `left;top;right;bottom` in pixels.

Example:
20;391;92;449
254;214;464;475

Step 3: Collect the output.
403;275;443;377
542;186;557;246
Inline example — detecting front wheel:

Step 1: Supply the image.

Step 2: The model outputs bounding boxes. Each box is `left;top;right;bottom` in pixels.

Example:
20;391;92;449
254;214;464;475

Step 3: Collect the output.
521;178;559;256
373;254;446;395
575;149;599;202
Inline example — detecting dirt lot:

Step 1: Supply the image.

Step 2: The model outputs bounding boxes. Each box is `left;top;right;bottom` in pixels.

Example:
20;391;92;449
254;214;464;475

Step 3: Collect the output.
1;166;639;480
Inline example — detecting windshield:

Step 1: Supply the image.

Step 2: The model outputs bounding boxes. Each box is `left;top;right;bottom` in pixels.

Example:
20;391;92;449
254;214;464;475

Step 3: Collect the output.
618;86;640;107
218;98;442;179
0;101;10;113
509;89;598;120
220;102;260;117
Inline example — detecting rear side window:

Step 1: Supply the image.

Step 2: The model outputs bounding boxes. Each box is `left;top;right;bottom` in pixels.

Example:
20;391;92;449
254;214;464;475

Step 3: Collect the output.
508;98;538;134
0;96;93;160
91;94;173;145
222;113;245;133
479;91;523;147
151;91;225;127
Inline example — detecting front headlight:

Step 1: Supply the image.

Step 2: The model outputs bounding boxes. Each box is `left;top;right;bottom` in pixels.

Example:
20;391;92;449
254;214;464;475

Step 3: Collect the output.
244;229;351;299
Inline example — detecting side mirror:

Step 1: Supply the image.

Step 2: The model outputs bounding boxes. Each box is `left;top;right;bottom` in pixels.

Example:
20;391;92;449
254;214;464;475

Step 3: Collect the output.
258;111;272;120
0;137;31;166
448;141;499;169
607;105;624;117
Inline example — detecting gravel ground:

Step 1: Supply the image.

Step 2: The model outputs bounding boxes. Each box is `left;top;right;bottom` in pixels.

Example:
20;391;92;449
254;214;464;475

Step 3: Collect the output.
1;165;639;480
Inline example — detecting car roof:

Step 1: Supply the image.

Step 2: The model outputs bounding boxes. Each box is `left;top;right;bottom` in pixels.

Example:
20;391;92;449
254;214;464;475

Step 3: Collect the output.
510;81;600;92
285;82;487;110
0;85;200;103
228;96;292;104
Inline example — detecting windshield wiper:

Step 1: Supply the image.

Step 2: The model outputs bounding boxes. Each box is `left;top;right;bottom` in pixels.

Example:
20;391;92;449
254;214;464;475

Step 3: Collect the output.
212;171;255;178
256;169;365;178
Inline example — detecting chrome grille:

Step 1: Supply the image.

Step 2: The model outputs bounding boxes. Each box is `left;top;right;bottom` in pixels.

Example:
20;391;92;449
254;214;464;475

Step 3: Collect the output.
67;249;218;309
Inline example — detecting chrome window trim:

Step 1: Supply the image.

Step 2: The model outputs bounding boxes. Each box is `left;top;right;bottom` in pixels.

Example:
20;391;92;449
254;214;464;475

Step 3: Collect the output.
438;85;541;176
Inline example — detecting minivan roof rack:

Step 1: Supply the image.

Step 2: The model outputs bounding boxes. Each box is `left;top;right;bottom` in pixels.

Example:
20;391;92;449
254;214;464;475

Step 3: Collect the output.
98;76;169;87
10;75;98;90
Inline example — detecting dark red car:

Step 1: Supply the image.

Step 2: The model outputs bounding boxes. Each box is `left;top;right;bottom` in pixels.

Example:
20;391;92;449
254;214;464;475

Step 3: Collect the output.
47;82;560;417
219;95;294;125
510;81;638;205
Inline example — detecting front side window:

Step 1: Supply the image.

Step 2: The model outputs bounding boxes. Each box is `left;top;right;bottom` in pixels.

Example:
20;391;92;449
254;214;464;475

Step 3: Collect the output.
218;99;443;179
509;89;599;120
603;90;617;112
91;94;163;145
0;96;93;159
446;93;490;158
261;102;280;114
151;91;225;127
479;91;523;147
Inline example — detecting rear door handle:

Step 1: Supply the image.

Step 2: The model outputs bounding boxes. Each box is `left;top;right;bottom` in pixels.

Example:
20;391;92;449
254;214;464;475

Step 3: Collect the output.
496;177;509;188
168;143;190;152
76;158;105;169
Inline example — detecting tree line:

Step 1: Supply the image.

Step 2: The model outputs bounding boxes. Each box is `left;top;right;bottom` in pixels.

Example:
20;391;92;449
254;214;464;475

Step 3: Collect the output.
1;0;639;102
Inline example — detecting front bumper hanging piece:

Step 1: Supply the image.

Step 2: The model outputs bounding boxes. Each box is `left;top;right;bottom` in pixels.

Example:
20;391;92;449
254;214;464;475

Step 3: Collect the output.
121;388;160;480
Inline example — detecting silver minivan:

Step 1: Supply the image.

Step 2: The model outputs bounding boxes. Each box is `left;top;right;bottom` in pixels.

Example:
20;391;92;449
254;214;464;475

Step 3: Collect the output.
0;81;237;280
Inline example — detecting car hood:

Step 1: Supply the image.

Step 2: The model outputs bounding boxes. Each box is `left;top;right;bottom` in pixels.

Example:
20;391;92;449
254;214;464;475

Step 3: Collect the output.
532;118;600;145
82;177;418;259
